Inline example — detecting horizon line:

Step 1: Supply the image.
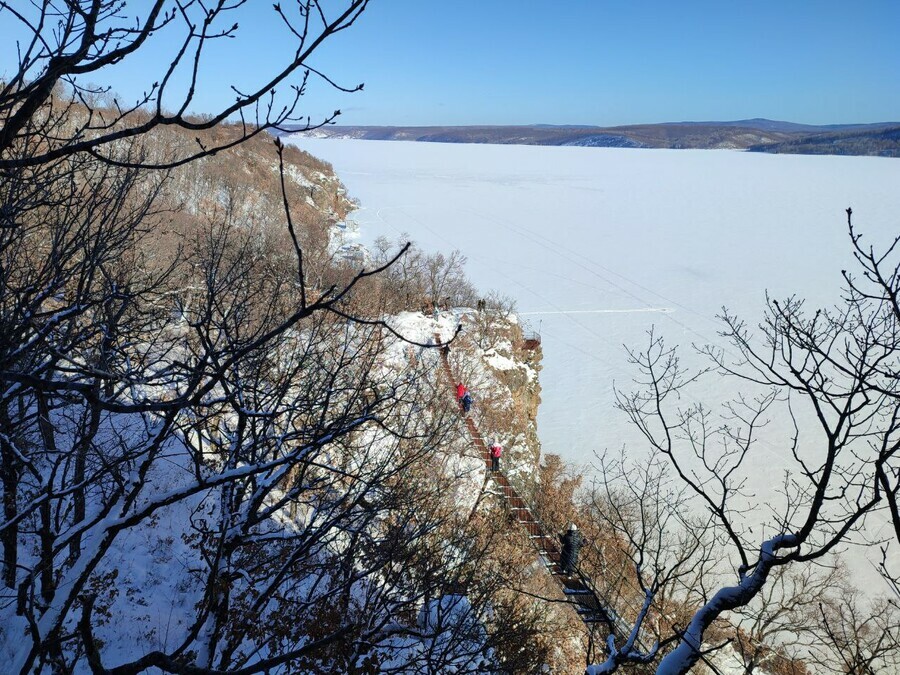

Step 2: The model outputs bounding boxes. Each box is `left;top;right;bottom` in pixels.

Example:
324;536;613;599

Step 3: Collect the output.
311;118;900;129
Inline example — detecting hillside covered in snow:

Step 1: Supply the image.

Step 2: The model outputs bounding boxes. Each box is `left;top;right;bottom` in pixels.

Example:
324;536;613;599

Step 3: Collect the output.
0;111;605;673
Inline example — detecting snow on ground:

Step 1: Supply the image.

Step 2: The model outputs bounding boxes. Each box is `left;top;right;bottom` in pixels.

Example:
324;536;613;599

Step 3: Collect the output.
483;349;518;373
708;645;774;675
288;137;900;589
6;309;502;671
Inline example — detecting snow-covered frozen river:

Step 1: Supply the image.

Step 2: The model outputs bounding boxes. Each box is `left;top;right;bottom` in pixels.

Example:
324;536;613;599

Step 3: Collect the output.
292;138;900;582
294;139;898;451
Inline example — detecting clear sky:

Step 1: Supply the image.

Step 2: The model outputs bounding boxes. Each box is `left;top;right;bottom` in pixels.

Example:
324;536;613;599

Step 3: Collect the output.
4;1;900;127
304;0;900;126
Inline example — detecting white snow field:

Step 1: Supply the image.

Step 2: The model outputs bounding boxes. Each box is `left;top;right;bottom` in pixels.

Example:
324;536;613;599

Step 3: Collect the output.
291;137;900;583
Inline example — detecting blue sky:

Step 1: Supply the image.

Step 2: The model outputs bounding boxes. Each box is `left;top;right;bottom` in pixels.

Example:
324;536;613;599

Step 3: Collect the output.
4;1;900;126
306;1;900;126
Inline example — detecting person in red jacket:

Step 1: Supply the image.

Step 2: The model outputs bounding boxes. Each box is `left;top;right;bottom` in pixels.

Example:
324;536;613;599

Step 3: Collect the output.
456;383;472;413
489;440;502;472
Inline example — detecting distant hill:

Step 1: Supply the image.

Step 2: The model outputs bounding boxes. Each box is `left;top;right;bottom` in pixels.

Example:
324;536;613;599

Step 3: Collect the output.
747;125;900;157
659;118;900;134
286;119;900;157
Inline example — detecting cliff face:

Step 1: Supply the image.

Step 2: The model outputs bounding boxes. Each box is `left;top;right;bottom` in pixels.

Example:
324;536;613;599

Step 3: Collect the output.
162;128;353;273
445;309;543;483
382;306;544;484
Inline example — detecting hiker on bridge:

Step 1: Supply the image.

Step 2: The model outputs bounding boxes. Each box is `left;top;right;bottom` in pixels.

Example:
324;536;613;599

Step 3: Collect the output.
559;523;585;576
489;440;502;472
456;382;473;414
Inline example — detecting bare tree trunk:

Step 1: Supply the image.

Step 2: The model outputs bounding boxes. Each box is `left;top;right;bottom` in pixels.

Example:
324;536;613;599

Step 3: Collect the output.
35;392;57;606
0;406;20;590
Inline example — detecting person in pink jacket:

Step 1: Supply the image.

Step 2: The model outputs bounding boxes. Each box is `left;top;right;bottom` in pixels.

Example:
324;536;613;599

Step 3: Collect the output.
489;440;502;472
